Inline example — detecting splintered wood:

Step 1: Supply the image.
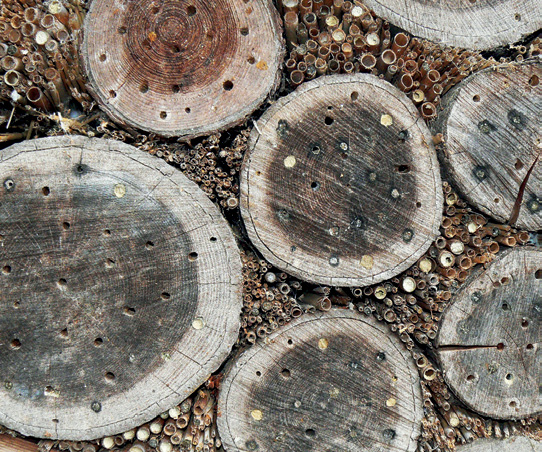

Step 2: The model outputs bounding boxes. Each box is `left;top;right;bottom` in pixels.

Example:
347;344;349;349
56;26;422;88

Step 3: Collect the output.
241;73;443;286
218;309;423;452
456;436;542;451
433;60;542;231
81;0;284;138
0;136;242;440
436;248;542;420
361;0;542;50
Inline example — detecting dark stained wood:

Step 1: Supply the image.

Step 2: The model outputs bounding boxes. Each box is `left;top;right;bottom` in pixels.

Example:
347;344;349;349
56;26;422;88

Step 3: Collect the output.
0;136;242;440
456;436;541;452
361;0;542;50
81;0;284;138
432;59;542;230
0;435;39;452
436;248;542;420
241;73;443;286
218;309;423;452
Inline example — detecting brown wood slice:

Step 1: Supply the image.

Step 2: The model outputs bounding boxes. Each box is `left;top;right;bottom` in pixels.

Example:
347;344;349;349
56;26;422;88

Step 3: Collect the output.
0;136;242;440
361;0;542;50
81;0;283;138
432;59;542;231
241;73;443;287
435;248;542;420
218;308;423;452
456;436;541;452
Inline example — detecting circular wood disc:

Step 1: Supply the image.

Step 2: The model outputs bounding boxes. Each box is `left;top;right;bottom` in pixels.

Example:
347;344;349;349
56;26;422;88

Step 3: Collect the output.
436;248;542;420
361;0;542;50
456;437;541;452
433;60;542;230
81;0;283;138
0;136;242;440
218;309;423;452
241;74;443;286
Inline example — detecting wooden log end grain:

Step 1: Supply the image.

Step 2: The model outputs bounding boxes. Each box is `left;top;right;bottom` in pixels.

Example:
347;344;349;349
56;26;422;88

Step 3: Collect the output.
241;73;443;287
218;309;423;452
456;436;541;452
0;136;242;440
436;248;542;420
432;59;542;231
361;0;542;50
81;0;284;138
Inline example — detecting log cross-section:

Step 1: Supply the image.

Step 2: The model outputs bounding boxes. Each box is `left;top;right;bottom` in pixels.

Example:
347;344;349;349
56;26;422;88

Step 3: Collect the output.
241;73;443;287
0;136;242;440
218;309;423;452
81;0;284;138
436;248;542;420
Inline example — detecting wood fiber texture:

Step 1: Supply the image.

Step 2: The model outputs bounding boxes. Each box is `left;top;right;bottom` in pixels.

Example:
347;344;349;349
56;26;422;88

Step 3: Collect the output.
433;60;542;230
0;136;242;440
361;0;542;50
456;436;541;452
241;73;443;286
81;0;284;138
218;309;423;452
436;248;542;420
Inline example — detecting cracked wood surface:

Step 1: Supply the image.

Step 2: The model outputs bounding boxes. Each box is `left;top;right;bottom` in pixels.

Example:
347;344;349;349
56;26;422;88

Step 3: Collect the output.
361;0;542;50
432;59;542;231
218;309;423;452
241;73;443;287
456;436;541;451
436;248;542;420
0;136;242;440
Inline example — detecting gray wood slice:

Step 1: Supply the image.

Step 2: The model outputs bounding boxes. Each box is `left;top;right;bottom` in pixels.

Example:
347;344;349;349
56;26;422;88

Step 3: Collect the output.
81;0;284;138
218;308;423;452
432;59;542;231
361;0;542;50
241;73;443;287
0;136;242;440
436;248;542;420
457;436;541;452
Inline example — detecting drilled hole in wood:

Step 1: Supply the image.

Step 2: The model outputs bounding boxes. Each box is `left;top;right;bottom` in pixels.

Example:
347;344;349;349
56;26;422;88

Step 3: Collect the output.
145;241;154;250
123;307;136;316
515;159;524;170
501;302;509;310
351;91;359;101
57;278;67;287
536;269;542;279
99;54;106;62
160;111;168;119
151;5;160;14
172;45;181;53
280;368;291;378
521;319;529;328
185;107;191;114
305;429;316;438
416;202;422;208
472;94;480;102
395;164;411;173
187;5;197;15
139;83;149;94
256;371;261;377
59;328;68;339
105;372;116;382
223;80;234;91
311;181;320;191
94;337;103;347
530;75;540;86
52;419;59;423
103;229;111;236
514;13;521;21
10;339;21;349
2;265;11;275
287;339;293;346
467;374;475;382
247;56;255;64
240;27;249;36
109;90;117;98
172;84;181;93
62;222;70;230
509;400;517;407
105;258;115;268
497;342;505;350
210;237;217;242
42;187;50;196
13;301;20;309
526;344;534;350
494;198;500;203
161;292;171;300
188;252;198;261
118;26;126;34
324;116;333;125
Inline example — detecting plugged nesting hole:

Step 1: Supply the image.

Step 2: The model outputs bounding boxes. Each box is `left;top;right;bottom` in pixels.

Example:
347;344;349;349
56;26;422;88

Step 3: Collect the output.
172;84;181;93
494;198;500;203
536;269;542;279
123;307;136;316
188;252;198;261
509;401;517;407
472;95;480;102
42;186;50;196
467;375;475;382
57;278;67;287
497;343;505;350
223;80;234;91
60;328;68;339
324;116;334;125
103;229;111;237
145;241;154;250
351;91;359;101
118;26;126;34
305;429;316;438
160;111;168;119
521;319;529;328
526;343;534;350
62;222;70;231
247;56;255;64
99;53;106;62
210;237;217;242
240;27;249;36
109;90;117;98
529;75;540;86
10;339;21;349
281;369;291;379
187;5;197;16
94;337;103;347
161;292;171;300
139;83;149;93
185;107;191;114
2;265;11;275
515;159;524;170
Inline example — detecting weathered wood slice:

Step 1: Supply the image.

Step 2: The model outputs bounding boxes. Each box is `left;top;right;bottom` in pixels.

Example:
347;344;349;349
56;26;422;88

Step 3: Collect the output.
436;248;542;420
456;436;541;452
218;308;423;452
241;73;443;286
81;0;283;138
432;59;542;231
0;136;242;440
361;0;542;50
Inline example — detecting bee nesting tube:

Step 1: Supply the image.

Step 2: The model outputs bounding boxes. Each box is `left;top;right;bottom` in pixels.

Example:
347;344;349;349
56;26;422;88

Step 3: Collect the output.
436;248;542;420
432;59;542;231
361;0;541;50
0;137;242;440
81;0;284;138
218;309;423;452
241;73;443;286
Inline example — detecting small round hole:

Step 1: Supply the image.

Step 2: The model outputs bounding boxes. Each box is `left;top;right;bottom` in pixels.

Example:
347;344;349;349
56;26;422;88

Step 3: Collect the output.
139;83;149;93
351;91;359;101
151;6;159;14
521;319;528;328
281;369;291;378
529;75;540;87
109;90;117;98
473;95;480;102
223;80;234;91
210;237;217;242
94;337;103;347
52;419;59;423
172;84;181;93
396;164;411;173
57;278;67;287
188;252;198;261
161;292;171;300
416;202;422;208
311;181;320;191
256;371;261;377
105;258;115;268
172;45;181;53
526;343;534;350
62;222;70;230
42;187;50;196
494;198;500;203
247;56;255;64
10;339;21;349
187;5;197;15
105;372;116;382
123;307;136;316
13;301;20;309
240;27;249;36
505;373;513;381
324;116;333;126
99;54;106;62
2;265;11;275
509;400;517;407
514;13;521;20
501;303;509;311
145;241;154;250
536;269;542;279
287;339;293;345
467;374;475;382
60;328;68;338
515;159;524;170
118;26;127;34
185;107;191;114
160;111;167;119
497;343;505;350
305;429;316;438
